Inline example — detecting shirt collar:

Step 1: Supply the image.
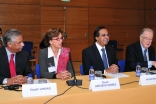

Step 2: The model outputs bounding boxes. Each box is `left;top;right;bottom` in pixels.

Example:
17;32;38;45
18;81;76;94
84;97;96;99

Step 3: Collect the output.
5;47;16;56
95;42;106;51
48;46;61;58
140;43;148;51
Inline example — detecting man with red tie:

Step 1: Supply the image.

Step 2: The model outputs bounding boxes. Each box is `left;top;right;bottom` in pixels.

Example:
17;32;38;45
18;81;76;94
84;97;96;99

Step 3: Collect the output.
0;29;33;85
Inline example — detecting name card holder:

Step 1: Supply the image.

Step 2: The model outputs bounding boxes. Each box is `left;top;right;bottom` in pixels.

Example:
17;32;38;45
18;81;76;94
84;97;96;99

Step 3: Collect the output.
22;83;57;97
139;75;156;86
89;78;120;92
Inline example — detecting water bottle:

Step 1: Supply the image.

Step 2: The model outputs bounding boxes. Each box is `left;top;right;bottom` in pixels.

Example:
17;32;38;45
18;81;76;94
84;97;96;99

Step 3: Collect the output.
89;66;95;81
136;63;141;77
27;74;33;84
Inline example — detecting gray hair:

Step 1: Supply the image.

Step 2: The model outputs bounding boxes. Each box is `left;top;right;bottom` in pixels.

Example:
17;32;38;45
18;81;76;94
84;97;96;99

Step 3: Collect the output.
140;28;154;36
3;29;21;46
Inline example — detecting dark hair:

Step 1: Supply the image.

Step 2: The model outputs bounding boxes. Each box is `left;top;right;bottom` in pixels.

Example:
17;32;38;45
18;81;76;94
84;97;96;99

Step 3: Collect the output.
93;26;106;42
3;29;21;46
43;28;63;47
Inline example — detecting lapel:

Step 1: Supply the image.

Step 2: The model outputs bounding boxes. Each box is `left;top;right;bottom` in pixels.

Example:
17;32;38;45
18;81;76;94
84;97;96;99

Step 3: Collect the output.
15;52;22;73
92;44;104;66
1;47;10;74
136;42;144;61
148;46;154;60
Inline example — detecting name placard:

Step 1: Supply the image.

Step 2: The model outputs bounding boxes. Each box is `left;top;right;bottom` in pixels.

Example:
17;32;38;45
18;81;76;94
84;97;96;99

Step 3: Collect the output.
22;83;57;97
90;78;120;92
139;75;156;86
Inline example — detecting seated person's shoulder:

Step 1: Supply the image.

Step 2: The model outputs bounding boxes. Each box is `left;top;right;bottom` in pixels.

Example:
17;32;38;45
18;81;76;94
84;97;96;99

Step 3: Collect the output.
82;45;94;53
40;47;48;52
126;42;139;50
19;50;29;56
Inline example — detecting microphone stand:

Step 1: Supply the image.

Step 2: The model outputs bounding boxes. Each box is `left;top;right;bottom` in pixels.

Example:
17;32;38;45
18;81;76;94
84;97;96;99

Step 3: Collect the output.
66;74;82;86
66;54;82;86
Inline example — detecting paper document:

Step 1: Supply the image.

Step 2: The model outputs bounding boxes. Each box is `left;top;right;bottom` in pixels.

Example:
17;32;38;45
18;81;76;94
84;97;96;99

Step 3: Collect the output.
106;73;129;78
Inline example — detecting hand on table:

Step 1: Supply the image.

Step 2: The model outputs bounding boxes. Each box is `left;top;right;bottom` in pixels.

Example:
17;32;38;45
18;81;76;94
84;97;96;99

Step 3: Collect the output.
56;71;71;80
106;64;119;74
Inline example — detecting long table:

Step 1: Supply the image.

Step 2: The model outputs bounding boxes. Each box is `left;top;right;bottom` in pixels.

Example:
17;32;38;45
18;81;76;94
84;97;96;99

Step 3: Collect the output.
1;72;156;104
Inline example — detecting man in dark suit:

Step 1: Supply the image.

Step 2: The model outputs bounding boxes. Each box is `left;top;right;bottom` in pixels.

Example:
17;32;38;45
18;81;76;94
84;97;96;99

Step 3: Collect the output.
0;29;33;85
125;28;156;72
82;26;119;75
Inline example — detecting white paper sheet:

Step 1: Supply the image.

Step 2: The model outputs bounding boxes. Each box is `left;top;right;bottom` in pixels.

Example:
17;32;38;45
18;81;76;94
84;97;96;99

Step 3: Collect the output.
106;73;129;78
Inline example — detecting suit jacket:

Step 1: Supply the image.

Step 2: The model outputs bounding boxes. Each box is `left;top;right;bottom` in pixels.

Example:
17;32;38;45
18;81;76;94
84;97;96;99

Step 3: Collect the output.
39;47;74;78
82;44;118;75
124;42;155;72
0;37;3;46
0;46;33;84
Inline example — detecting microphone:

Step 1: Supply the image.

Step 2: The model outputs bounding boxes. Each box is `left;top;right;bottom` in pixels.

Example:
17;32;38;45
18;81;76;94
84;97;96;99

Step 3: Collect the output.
66;53;82;86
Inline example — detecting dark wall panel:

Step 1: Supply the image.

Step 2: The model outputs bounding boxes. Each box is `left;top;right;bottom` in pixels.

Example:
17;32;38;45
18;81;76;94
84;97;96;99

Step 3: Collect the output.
145;0;156;9
0;0;39;4
41;0;88;7
89;0;144;9
89;8;144;25
41;7;64;25
0;4;40;25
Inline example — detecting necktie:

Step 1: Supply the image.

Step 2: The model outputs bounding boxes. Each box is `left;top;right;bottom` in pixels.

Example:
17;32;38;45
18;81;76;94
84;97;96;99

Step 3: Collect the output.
144;49;147;61
9;54;16;77
101;48;108;69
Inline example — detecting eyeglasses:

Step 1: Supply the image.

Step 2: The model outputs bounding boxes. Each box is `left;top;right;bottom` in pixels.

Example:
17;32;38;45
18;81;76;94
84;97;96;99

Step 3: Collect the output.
141;36;153;41
52;37;64;41
99;34;110;37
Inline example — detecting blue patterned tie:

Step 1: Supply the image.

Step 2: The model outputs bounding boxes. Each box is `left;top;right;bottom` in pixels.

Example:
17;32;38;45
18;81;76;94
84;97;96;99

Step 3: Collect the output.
101;48;108;69
144;49;147;61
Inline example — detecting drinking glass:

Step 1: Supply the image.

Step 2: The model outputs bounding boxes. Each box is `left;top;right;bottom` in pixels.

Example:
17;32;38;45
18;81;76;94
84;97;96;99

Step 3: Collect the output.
141;67;149;75
94;71;102;80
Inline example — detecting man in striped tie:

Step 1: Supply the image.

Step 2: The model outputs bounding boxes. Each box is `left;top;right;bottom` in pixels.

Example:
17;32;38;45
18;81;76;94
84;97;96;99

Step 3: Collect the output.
0;29;33;85
82;26;119;75
125;28;156;72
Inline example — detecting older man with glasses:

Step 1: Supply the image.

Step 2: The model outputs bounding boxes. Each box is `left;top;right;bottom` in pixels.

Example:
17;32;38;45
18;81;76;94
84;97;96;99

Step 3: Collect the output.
125;28;156;72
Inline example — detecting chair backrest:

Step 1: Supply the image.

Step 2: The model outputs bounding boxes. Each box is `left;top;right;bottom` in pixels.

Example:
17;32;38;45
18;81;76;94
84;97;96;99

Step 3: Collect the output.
108;40;117;50
22;41;35;60
80;64;84;75
35;64;40;78
118;60;125;72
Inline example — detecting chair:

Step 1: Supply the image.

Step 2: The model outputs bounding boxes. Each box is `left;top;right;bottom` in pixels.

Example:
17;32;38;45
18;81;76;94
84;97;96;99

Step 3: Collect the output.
155;56;156;61
22;41;38;71
108;40;124;51
118;60;125;72
80;64;84;75
22;41;34;60
108;40;125;60
35;64;40;78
